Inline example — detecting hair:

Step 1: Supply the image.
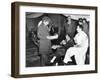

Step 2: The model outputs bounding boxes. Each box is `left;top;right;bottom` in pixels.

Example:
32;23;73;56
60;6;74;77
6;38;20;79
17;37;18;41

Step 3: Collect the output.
82;18;87;22
67;15;71;18
78;24;84;30
78;18;83;22
42;16;51;23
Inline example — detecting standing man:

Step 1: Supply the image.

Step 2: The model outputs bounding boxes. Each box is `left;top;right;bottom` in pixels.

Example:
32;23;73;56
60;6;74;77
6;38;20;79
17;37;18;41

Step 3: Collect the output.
64;15;77;38
82;18;89;37
38;16;51;66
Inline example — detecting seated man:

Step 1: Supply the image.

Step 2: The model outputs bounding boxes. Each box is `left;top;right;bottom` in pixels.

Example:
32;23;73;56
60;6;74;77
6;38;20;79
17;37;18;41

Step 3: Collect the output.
50;34;75;66
63;24;88;65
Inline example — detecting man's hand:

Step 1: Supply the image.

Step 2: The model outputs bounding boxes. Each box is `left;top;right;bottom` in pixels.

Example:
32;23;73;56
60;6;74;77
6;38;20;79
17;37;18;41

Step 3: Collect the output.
60;40;66;45
46;34;58;40
74;45;80;47
51;45;61;49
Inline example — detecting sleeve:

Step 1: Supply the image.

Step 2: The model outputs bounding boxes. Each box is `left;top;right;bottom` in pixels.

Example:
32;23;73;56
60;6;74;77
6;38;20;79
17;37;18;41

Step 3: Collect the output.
74;33;83;46
37;25;43;39
47;34;58;40
76;36;82;45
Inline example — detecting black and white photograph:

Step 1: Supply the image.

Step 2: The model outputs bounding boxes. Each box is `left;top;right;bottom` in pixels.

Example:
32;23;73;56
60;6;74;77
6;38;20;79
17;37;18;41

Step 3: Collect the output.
11;2;97;78
26;13;90;67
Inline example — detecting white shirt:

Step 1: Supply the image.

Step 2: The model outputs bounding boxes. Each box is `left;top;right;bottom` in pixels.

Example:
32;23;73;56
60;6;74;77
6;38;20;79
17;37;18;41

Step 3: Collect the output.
74;30;88;48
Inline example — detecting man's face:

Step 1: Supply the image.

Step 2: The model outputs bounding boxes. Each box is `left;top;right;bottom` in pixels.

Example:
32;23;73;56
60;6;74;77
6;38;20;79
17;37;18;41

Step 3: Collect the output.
77;26;81;33
83;20;86;23
66;35;70;41
68;16;71;21
44;20;49;25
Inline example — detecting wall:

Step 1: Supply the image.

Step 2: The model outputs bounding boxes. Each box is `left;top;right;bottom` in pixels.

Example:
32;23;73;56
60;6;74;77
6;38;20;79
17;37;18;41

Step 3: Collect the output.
0;0;100;80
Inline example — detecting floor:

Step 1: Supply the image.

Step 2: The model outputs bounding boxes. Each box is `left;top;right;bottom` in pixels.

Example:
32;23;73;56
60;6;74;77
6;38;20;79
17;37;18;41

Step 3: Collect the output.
26;47;89;67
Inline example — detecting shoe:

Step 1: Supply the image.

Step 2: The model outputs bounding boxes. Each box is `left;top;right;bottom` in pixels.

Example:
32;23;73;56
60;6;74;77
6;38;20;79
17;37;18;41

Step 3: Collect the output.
64;58;72;63
50;56;56;63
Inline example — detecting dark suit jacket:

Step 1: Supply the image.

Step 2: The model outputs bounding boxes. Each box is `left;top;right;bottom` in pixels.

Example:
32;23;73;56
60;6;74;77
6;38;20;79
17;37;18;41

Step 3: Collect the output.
64;19;77;38
38;23;51;54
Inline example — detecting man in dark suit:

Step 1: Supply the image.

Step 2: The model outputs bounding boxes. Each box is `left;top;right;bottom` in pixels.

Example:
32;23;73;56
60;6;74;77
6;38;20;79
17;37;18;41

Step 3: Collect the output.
38;16;51;66
64;15;77;38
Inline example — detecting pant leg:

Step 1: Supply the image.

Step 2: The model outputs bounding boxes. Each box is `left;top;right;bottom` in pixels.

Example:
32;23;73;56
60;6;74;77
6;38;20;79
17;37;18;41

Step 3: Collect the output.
64;47;75;63
40;54;48;66
75;53;86;65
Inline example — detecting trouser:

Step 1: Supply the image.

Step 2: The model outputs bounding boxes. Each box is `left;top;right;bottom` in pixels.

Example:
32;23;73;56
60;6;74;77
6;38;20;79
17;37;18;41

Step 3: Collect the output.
40;54;50;66
51;48;65;65
64;48;86;65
